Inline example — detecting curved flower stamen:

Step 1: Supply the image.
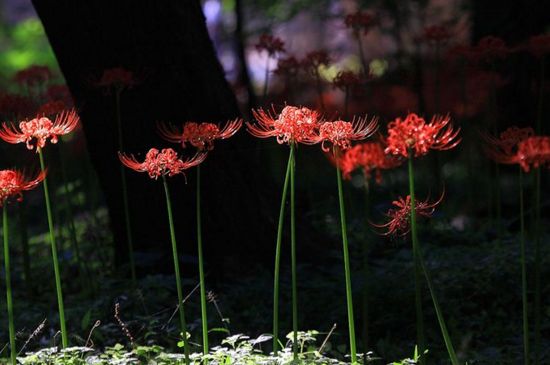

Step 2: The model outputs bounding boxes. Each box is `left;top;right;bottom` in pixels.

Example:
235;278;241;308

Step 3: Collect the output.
118;148;207;179
158;119;242;151
317;116;378;152
0;169;46;206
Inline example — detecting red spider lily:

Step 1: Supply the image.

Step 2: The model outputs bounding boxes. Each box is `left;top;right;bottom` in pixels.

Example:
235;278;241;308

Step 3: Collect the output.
255;34;286;56
330;141;401;182
14;65;53;87
487;135;550;172
526;34;550;58
384;113;461;158
158;119;242;151
373;193;444;236
423;25;452;45
0;169;46;206
0;109;80;151
332;70;369;93
275;56;301;77
119;148;207;179
247;105;322;145
0;94;35;119
36;100;68;117
344;10;375;35
96;67;135;89
302;50;331;75
481;126;535;156
317;117;378;152
473;36;509;62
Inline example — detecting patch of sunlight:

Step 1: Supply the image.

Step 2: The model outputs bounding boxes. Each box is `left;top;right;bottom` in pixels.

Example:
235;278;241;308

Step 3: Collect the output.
369;58;388;77
318;64;339;82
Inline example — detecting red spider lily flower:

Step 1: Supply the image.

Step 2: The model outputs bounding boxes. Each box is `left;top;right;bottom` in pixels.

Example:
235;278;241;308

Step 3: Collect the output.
384;113;461;158
96;67;135;89
158;119;242;151
344;10;375;35
526;34;550;58
373;193;444;236
0;169;46;207
255;34;286;56
423;25;452;45
481;126;534;156
247;105;322;145
14;65;53;87
332;70;369;93
0;108;80;151
317;117;378;152
119;148;207;180
36;100;67;117
487;135;550;172
0;94;35;119
330;141;401;182
473;36;509;62
302;50;331;75
275;56;301;77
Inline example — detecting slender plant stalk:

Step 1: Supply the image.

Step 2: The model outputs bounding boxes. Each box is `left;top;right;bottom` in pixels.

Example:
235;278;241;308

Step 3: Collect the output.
18;203;33;296
361;175;370;355
162;176;190;365
290;142;299;360
533;56;544;365
356;33;368;75
273;148;292;354
407;155;425;357
196;165;209;355
3;205;16;365
519;167;530;365
38;148;68;348
314;71;326;111
344;86;350;120
408;155;459;365
335;147;358;364
116;89;136;285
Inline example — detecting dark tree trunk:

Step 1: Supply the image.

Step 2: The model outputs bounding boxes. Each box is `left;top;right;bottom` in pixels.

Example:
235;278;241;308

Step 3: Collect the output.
32;0;272;279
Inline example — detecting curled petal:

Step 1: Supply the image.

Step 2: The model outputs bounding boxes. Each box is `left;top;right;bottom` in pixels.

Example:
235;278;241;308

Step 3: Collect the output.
157;122;184;145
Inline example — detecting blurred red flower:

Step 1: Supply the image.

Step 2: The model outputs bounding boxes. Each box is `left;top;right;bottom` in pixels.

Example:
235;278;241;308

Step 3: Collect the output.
330;141;401;182
332;70;369;94
255;34;285;56
36;100;68;117
384;113;460;158
0;94;35;119
487;134;550;172
275;56;301;77
373;193;443;236
119;148;206;179
317;117;378;152
158;119;242;151
344;10;375;35
0;169;46;206
423;25;452;45
247;105;322;145
0;109;80;151
96;67;136;89
14;65;53;87
526;34;550;58
482;126;535;156
302;50;331;74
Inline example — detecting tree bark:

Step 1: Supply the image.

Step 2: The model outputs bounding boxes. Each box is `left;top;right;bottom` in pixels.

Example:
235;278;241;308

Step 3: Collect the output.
32;0;271;278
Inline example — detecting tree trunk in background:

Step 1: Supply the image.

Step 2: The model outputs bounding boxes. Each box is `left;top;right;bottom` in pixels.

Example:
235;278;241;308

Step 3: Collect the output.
32;0;272;279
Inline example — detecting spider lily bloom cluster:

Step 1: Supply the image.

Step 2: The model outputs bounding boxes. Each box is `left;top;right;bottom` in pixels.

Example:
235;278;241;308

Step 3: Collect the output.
384;113;461;158
374;193;443;236
487;135;550;172
157;119;242;151
0;109;79;151
317;117;378;152
331;141;401;183
118;148;206;179
96;67;136;91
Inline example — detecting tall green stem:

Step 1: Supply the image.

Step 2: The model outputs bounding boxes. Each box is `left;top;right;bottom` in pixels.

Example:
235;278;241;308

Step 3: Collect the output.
408;155;459;365
196;166;209;355
361;176;370;356
273;148;292;354
116;89;136;285
290;142;298;360
534;168;541;365
519;167;530;365
3;205;16;364
407;155;425;357
335;147;357;364
38;148;68;348
18;203;33;296
162;176;190;365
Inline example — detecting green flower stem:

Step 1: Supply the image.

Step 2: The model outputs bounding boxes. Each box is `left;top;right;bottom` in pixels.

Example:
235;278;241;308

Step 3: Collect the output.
273;147;292;355
3;205;16;365
534;167;541;365
116;89;136;285
162;176;190;365
407;155;425;356
290;142;298;361
38;148;68;348
362;176;370;354
196;165;209;355
335;147;357;364
408;155;459;365
519;167;529;365
18;203;33;296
